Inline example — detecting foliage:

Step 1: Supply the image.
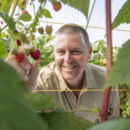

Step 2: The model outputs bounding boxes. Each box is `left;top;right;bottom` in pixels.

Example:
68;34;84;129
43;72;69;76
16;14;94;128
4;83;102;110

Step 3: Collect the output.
0;57;94;130
112;0;130;29
49;0;90;19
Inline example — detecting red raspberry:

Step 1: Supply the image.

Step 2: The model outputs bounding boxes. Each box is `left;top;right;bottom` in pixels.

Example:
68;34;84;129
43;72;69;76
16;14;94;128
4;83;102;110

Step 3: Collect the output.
125;94;127;97
127;96;129;99
123;107;126;110
22;11;28;14
53;1;62;11
30;49;41;60
14;52;25;63
17;39;21;46
122;99;125;102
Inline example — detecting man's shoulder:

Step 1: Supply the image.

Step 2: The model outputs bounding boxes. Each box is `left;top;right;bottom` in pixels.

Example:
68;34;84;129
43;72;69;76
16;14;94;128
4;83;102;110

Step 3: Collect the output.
87;63;106;76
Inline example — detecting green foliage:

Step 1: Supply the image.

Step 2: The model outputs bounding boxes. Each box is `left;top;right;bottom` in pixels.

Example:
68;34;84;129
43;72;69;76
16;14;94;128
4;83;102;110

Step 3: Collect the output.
4;38;14;52
105;40;130;88
0;58;93;130
0;38;8;59
40;109;70;130
49;0;90;19
19;13;32;22
0;58;48;130
0;0;12;14
112;0;130;29
39;8;52;18
88;118;130;130
0;11;16;30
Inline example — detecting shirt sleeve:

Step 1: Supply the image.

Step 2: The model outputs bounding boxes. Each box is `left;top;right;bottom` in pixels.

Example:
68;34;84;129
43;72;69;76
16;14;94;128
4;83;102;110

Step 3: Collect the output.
107;85;120;120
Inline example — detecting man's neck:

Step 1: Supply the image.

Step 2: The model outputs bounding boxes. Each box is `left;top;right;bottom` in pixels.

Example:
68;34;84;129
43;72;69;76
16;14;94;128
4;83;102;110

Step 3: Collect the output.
65;73;84;99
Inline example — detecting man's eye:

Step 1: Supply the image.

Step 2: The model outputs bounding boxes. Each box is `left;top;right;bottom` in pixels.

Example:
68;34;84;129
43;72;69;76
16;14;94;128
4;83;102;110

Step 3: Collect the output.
58;51;64;53
73;50;81;54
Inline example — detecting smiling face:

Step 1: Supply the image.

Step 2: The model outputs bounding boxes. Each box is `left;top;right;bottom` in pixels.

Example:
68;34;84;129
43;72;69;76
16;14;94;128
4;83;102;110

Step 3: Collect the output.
54;34;92;83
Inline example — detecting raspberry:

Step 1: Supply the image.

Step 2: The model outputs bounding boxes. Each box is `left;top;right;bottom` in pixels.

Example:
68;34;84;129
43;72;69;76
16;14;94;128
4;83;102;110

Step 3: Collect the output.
53;1;62;11
19;34;27;43
123;107;126;110
122;99;125;102
17;39;21;46
30;49;41;60
46;25;53;34
127;96;129;99
14;52;25;63
22;11;28;14
38;27;44;34
38;0;45;3
30;34;35;41
20;0;26;5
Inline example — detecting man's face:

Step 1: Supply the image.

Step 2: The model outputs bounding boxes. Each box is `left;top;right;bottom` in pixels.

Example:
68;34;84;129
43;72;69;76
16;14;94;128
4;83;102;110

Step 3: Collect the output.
54;34;92;82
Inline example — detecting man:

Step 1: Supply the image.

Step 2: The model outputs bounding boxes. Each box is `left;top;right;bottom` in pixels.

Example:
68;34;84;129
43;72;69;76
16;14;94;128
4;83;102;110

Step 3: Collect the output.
5;24;119;123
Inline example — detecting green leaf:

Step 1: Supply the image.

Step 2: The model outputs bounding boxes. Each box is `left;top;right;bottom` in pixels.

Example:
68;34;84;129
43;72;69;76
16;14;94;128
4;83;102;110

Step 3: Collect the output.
17;21;24;26
7;30;22;40
0;38;8;59
42;9;52;18
40;108;70;130
89;118;130;130
105;40;130;88
0;0;12;14
19;13;32;22
26;93;58;111
49;0;90;19
0;58;49;130
28;22;38;33
0;11;16;30
112;0;130;29
69;114;93;130
4;38;14;52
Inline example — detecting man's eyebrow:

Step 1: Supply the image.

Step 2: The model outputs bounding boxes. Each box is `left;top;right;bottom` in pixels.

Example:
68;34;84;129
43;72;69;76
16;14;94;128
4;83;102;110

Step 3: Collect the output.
55;48;64;51
71;47;82;50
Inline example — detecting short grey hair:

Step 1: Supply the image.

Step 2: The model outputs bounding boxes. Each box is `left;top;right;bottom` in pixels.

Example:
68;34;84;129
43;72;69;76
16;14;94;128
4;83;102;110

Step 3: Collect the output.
55;24;90;49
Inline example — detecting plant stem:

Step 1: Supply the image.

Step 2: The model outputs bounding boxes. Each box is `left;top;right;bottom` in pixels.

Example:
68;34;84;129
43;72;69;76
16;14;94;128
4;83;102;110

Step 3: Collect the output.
33;2;35;20
69;109;99;114
100;0;113;122
1;0;18;31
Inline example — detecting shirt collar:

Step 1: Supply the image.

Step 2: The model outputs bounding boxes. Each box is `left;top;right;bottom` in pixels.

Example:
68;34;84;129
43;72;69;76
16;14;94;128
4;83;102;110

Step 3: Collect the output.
55;63;98;92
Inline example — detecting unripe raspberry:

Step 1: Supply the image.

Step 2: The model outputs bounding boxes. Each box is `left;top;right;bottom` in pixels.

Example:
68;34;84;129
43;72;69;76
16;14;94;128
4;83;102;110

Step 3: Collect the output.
20;0;26;5
11;48;18;55
30;34;35;41
46;25;52;34
19;34;27;43
38;27;44;34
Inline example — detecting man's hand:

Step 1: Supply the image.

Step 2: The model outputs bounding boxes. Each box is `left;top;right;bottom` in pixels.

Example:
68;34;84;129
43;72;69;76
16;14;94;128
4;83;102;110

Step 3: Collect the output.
5;45;40;91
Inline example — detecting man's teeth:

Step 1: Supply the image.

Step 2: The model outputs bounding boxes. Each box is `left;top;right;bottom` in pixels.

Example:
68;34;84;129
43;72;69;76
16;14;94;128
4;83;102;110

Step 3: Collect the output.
64;65;76;69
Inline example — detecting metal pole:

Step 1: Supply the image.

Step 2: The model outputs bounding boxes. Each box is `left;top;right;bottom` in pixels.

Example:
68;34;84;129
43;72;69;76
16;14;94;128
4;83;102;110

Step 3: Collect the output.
86;0;96;30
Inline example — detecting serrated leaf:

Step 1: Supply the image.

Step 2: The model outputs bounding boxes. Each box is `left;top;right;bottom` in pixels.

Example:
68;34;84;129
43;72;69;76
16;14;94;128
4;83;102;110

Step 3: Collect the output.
105;40;130;88
40;108;70;130
69;114;93;130
49;0;90;19
17;21;24;26
0;0;12;14
0;11;16;30
42;9;52;18
0;38;8;59
7;30;22;40
26;93;58;111
4;38;14;52
112;0;130;29
19;13;32;22
89;118;130;130
0;59;49;130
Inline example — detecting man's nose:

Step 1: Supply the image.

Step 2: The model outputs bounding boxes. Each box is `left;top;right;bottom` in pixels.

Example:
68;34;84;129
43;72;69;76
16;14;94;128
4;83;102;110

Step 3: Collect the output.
64;52;73;63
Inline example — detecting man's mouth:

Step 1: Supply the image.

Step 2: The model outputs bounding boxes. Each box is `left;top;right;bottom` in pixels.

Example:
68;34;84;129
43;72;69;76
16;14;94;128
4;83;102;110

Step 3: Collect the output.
63;65;77;69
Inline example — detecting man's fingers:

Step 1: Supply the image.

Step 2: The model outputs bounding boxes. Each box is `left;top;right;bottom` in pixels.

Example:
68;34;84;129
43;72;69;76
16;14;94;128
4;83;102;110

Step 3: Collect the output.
20;56;31;71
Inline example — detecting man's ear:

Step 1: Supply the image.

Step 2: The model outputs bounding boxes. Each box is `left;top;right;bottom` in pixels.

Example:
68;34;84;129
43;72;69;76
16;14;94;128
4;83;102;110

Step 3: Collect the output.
88;46;92;60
